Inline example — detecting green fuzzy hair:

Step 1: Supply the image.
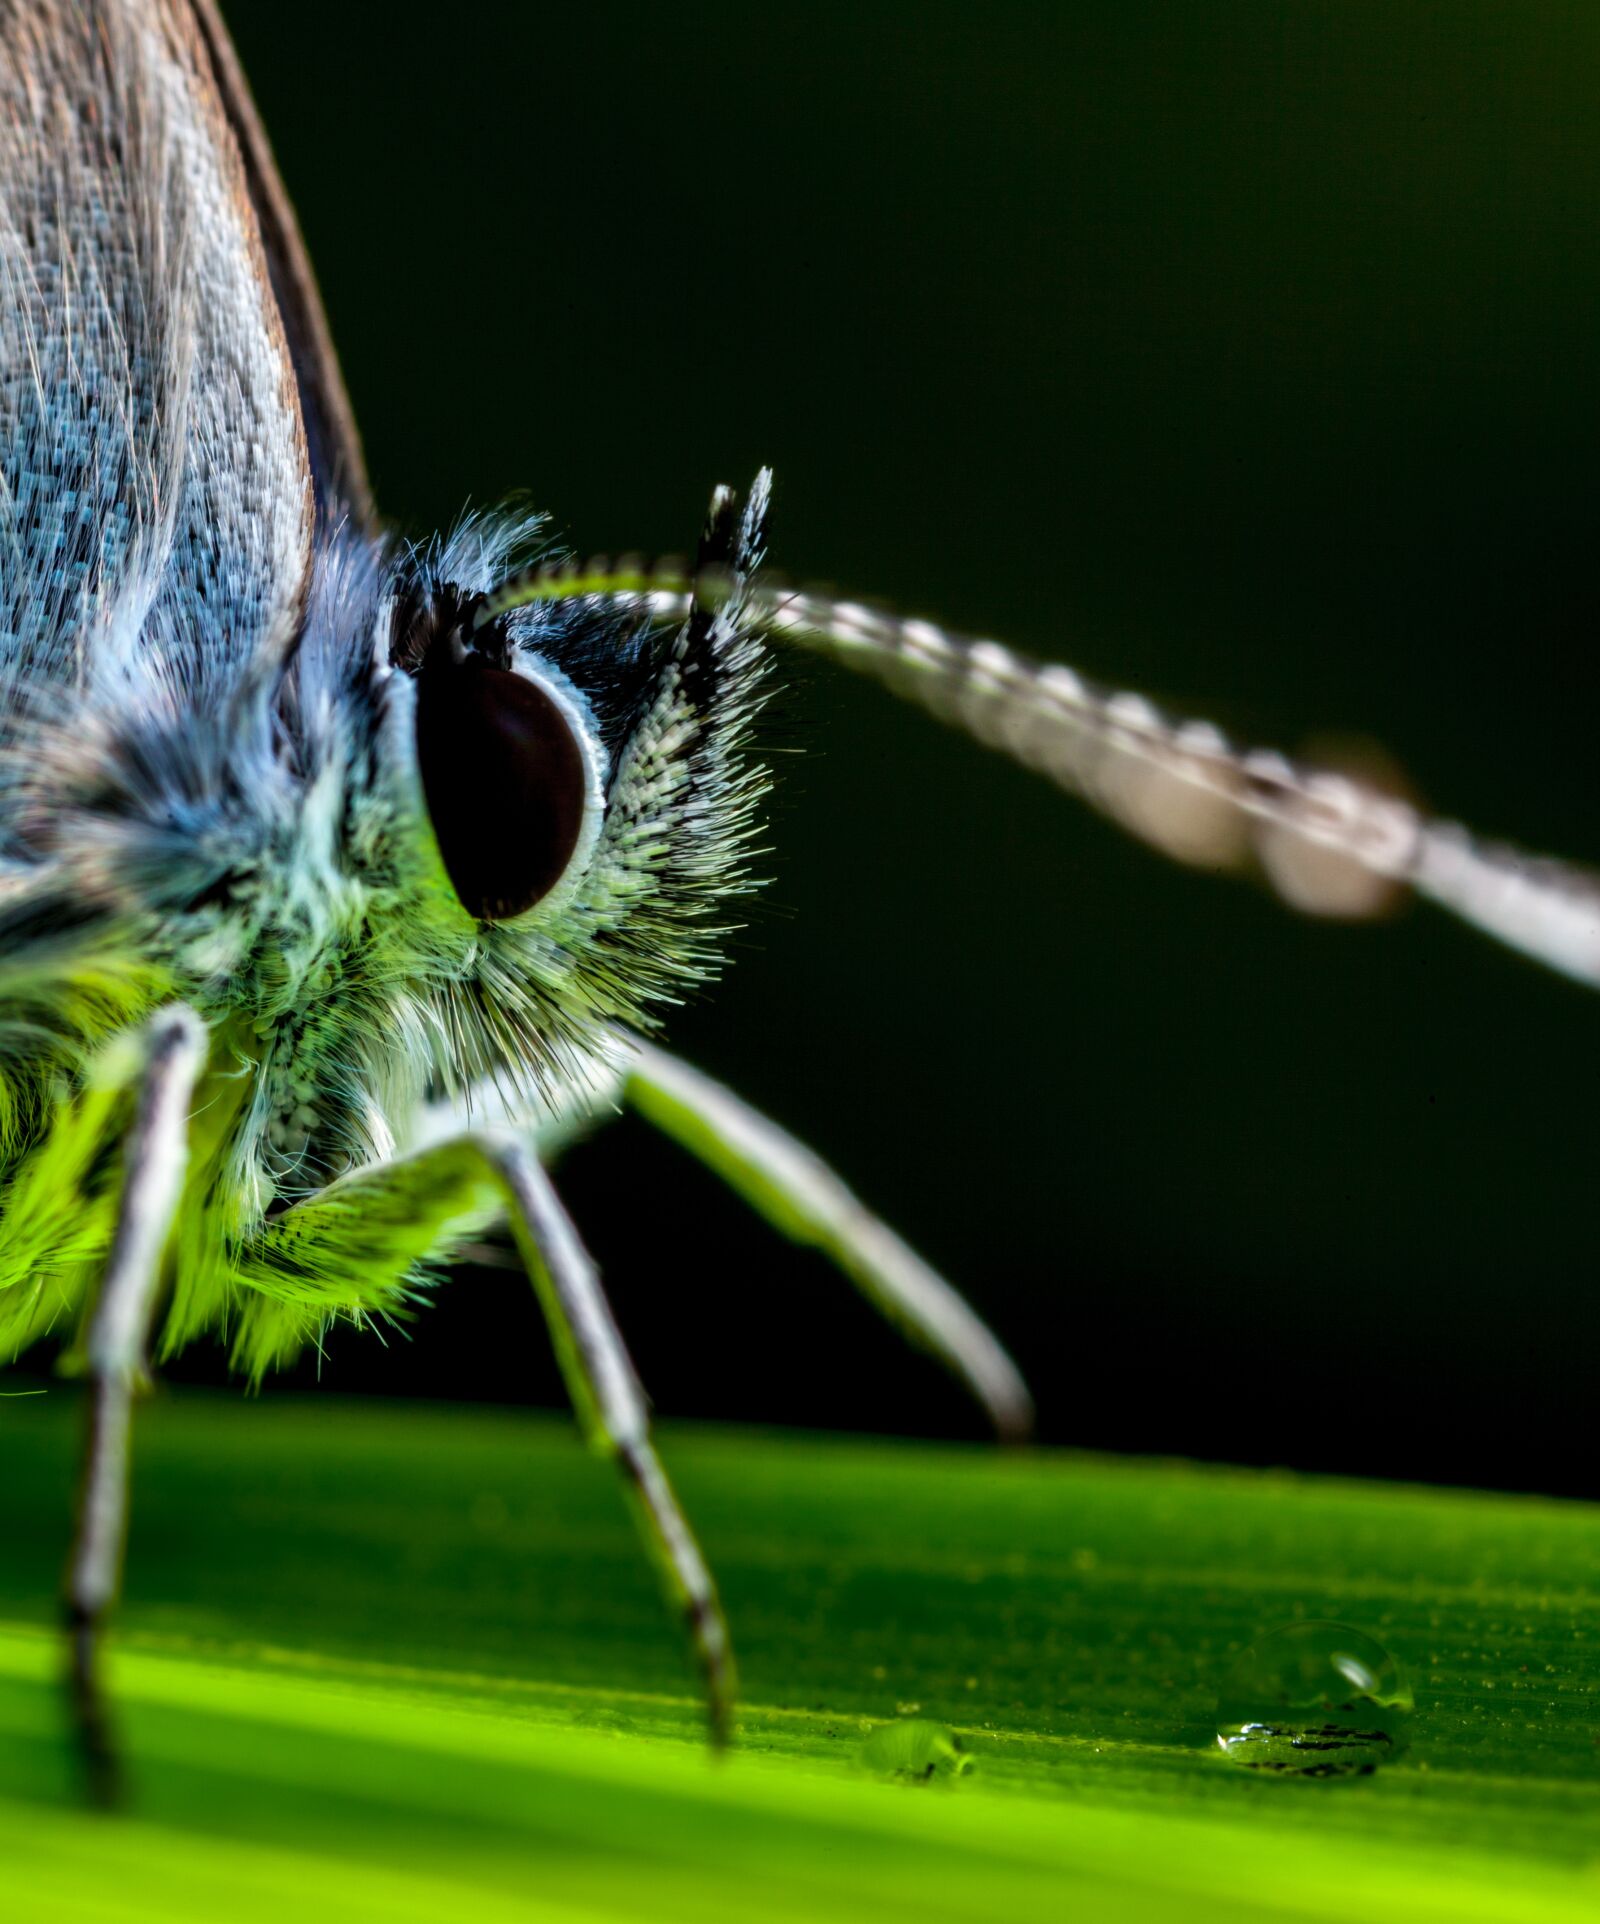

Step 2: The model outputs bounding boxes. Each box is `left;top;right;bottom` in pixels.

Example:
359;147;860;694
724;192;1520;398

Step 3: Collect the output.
0;995;507;1384
0;943;170;1358
169;1134;505;1384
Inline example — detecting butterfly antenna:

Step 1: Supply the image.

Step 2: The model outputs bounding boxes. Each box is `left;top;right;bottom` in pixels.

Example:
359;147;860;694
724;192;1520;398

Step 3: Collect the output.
472;522;1600;993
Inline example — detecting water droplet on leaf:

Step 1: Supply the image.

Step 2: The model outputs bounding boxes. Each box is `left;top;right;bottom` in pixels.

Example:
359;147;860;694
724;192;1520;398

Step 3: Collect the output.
1215;1621;1412;1777
860;1719;972;1783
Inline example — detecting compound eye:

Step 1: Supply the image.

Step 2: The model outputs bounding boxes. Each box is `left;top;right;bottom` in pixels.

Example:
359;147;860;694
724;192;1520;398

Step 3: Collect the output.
415;651;595;921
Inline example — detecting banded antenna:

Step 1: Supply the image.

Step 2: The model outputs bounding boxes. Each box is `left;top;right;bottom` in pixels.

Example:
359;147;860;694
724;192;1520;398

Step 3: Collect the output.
477;514;1600;995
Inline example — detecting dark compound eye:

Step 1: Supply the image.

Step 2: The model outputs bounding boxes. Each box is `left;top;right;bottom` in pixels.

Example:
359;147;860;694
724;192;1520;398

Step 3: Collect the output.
415;650;593;921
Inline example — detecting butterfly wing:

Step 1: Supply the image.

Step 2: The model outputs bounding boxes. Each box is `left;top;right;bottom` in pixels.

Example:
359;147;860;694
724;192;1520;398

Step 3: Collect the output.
186;0;371;529
0;0;314;709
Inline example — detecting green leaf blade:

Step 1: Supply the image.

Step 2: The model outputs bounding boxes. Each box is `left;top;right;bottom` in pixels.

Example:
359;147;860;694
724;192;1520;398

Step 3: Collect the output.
2;1393;1598;1921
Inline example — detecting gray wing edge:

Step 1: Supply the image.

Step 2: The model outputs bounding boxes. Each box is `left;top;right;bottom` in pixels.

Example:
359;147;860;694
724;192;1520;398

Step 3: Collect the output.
187;0;375;531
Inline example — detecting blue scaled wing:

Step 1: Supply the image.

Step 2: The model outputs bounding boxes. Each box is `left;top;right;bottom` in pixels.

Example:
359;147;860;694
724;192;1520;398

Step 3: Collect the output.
0;0;334;715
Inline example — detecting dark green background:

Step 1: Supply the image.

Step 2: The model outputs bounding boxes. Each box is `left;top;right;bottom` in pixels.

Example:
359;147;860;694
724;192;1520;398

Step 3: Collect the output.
201;1;1599;1493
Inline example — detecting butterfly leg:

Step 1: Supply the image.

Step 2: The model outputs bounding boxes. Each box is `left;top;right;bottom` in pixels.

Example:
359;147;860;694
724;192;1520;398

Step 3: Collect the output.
488;1135;735;1740
255;1132;734;1742
622;1040;1034;1441
62;1005;206;1807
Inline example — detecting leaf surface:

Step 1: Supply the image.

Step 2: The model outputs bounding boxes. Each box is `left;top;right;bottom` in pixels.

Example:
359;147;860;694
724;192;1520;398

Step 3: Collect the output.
1;1392;1597;1920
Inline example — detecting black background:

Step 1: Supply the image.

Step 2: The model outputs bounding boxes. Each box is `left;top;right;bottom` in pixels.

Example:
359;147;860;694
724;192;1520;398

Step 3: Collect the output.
169;2;1600;1495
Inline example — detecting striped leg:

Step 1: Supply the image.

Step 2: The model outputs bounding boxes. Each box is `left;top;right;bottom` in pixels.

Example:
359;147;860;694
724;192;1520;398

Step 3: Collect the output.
490;1137;734;1741
256;1132;735;1743
63;1005;206;1807
624;1041;1034;1442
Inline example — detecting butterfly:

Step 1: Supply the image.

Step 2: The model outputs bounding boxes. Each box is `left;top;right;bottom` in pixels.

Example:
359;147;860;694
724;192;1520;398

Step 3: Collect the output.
4;0;1598;1806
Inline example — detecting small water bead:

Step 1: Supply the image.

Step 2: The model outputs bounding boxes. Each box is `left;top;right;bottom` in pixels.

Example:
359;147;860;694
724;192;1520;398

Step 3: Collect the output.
1215;1621;1412;1777
859;1719;973;1783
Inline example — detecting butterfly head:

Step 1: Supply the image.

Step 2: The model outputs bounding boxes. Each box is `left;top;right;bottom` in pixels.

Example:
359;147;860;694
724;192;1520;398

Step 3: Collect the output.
370;473;773;1100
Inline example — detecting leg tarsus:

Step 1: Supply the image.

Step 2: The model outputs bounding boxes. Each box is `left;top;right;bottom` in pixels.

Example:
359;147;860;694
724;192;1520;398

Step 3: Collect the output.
616;1434;736;1747
65;1601;120;1809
